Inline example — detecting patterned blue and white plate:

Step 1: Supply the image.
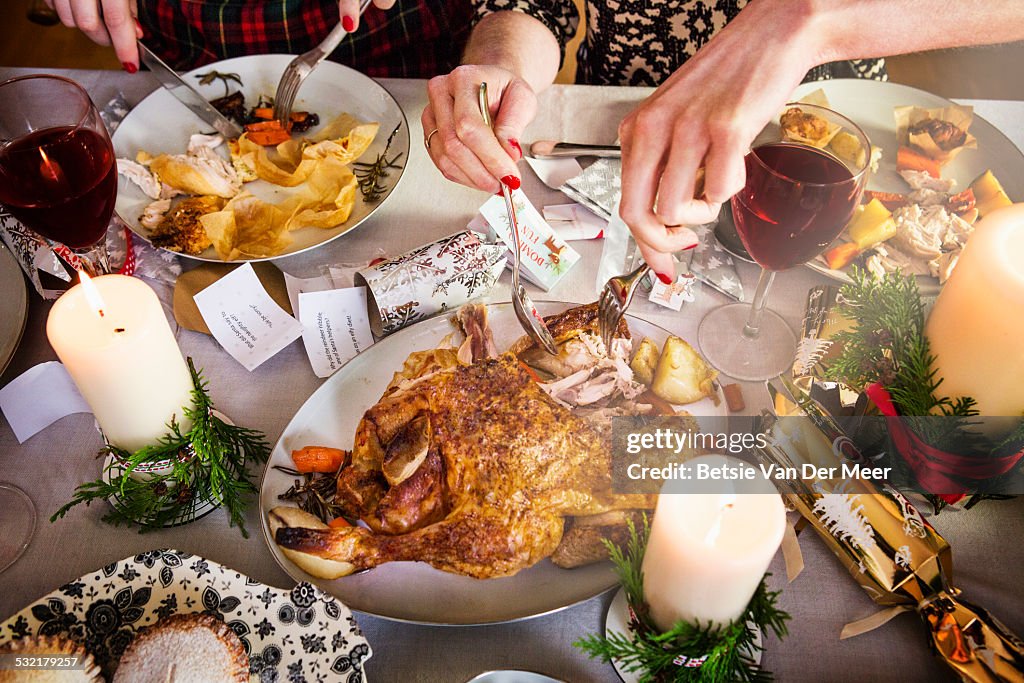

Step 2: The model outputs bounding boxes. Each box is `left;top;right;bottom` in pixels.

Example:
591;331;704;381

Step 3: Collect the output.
0;549;371;682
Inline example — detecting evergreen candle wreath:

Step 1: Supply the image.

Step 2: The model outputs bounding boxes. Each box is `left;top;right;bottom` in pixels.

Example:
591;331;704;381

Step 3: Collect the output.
51;359;269;535
575;520;790;683
824;268;1024;508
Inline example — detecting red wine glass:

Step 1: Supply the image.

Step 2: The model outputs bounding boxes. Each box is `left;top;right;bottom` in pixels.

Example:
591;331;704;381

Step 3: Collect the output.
0;75;117;273
698;103;870;381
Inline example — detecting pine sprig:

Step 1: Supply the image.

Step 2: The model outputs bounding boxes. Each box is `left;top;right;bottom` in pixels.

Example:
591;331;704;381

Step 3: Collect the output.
824;268;1024;509
825;268;982;445
575;518;789;682
353;123;404;202
51;359;269;536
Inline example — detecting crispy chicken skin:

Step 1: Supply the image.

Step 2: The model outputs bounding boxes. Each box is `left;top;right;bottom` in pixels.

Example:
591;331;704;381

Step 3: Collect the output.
149;195;223;254
780;107;830;144
276;305;655;579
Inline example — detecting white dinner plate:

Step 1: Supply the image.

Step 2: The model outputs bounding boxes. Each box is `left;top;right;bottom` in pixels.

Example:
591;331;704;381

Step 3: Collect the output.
790;79;1024;293
259;301;726;625
0;242;28;375
111;54;409;262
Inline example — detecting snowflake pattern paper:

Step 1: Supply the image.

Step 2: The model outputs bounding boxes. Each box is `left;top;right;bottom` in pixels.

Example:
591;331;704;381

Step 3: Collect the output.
355;230;506;335
690;222;745;301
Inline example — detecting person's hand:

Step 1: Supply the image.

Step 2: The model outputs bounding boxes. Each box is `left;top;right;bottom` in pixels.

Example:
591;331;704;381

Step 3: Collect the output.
47;0;142;72
422;64;537;194
616;2;818;279
338;0;396;31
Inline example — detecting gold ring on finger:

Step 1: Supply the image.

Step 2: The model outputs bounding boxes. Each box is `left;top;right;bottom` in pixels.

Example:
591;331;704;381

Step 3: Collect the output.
424;128;439;150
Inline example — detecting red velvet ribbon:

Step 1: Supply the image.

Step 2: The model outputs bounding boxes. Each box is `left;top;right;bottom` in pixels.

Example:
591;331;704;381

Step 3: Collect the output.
865;383;1024;505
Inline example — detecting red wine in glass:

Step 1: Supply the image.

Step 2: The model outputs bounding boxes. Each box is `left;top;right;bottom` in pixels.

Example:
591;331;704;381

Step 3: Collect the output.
0;126;116;249
698;102;870;382
732;142;859;271
0;75;117;267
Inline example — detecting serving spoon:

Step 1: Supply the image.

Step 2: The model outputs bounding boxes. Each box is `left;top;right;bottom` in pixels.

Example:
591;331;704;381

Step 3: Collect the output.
478;82;558;355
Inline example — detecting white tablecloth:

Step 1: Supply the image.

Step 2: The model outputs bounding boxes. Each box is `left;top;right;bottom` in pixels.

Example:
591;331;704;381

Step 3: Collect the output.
1;66;1023;682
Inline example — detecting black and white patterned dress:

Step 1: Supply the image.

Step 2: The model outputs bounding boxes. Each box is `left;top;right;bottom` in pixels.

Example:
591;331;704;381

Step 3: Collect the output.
475;0;886;85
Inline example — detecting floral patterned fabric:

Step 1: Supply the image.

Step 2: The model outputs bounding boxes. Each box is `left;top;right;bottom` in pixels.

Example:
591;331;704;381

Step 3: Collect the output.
475;0;886;86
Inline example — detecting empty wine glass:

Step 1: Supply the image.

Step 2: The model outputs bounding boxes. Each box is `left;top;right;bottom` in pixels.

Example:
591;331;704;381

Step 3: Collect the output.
698;103;870;381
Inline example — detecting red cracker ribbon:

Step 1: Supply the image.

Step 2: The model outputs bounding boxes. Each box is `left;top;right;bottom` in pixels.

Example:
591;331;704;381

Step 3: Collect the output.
865;383;1023;505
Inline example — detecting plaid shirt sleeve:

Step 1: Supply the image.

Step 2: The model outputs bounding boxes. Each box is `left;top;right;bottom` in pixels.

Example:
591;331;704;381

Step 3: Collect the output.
138;0;475;78
473;0;579;65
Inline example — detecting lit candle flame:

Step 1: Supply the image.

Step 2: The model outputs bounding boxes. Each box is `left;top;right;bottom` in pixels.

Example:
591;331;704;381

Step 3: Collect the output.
703;492;737;546
78;270;105;318
38;147;63;185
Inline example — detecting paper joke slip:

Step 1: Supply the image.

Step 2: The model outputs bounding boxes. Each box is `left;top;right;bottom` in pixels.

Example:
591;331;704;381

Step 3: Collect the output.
194;263;303;371
298;288;375;378
479;189;580;291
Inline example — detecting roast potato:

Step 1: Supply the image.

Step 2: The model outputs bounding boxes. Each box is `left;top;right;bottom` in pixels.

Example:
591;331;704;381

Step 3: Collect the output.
629;338;660;386
651;336;718;405
268;506;356;579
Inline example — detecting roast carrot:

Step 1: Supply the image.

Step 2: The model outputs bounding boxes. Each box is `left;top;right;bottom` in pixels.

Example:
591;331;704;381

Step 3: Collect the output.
945;188;976;215
864;190;908;211
291;446;347;473
897;145;942;178
824;242;862;270
637;389;676;416
328;517;352;529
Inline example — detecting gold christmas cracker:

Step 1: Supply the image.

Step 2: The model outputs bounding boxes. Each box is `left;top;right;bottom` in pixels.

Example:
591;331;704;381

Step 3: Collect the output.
756;377;1024;681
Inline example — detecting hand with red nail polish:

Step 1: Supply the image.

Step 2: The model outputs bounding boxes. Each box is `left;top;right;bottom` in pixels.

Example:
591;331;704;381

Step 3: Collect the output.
336;0;398;33
421;10;552;194
500;175;521;191
55;0;140;73
508;139;523;160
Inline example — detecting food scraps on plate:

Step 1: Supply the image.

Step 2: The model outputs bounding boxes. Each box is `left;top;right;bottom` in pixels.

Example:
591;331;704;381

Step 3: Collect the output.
117;89;379;260
785;91;1014;285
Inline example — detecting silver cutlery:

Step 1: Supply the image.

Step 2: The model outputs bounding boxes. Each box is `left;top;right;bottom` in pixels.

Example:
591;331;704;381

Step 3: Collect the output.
478;82;558;355
138;42;242;139
529;140;621;159
597;262;651;351
272;0;372;124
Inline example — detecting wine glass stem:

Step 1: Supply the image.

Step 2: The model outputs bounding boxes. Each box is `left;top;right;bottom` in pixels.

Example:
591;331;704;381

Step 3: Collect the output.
743;267;776;339
73;241;111;275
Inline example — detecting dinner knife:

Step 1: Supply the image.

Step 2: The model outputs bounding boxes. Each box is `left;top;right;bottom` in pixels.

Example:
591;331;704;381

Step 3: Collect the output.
528;140;621;159
137;42;243;139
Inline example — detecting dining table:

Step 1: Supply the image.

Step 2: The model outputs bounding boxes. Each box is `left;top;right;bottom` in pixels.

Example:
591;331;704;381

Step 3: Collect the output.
1;64;1022;683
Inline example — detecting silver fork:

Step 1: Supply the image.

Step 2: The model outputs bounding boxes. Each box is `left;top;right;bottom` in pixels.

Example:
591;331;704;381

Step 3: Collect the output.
272;0;372;124
597;263;650;351
478;83;558;355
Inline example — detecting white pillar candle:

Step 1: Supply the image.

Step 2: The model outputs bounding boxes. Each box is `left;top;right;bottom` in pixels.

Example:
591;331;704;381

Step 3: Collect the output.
925;204;1024;420
641;454;785;632
46;274;194;453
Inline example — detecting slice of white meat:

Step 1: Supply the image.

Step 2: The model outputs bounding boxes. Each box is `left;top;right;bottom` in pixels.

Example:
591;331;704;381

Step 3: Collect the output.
117;158;163;199
139;198;171;230
899;169;955;193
